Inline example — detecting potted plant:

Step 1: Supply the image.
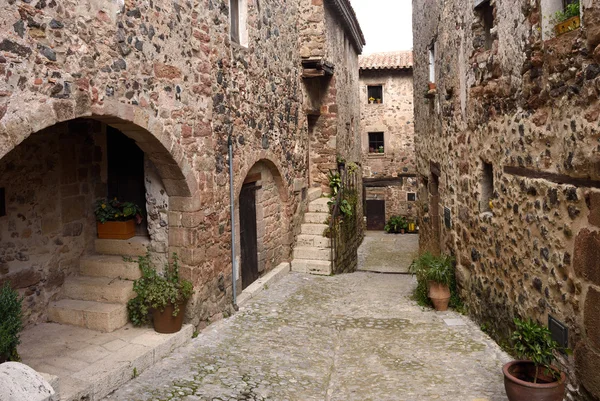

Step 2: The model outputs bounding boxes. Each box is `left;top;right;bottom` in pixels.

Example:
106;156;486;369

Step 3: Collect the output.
428;82;437;91
378;146;384;153
503;318;568;401
384;215;408;234
94;198;144;240
0;283;23;363
368;97;375;104
409;252;454;311
552;2;580;37
127;253;194;334
375;98;382;104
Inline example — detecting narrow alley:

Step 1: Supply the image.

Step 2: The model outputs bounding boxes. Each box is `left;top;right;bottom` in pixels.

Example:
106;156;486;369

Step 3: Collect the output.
104;237;510;401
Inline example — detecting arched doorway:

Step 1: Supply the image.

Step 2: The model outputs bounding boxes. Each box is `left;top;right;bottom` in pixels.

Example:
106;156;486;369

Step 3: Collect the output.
235;159;291;292
0;116;195;331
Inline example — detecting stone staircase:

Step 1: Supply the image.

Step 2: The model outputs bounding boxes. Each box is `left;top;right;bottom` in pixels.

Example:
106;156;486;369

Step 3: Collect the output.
48;237;149;333
291;188;333;275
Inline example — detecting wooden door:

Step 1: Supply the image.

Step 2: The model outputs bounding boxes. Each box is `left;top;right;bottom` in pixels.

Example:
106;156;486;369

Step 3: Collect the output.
240;184;259;290
107;126;147;235
429;174;441;255
366;200;386;230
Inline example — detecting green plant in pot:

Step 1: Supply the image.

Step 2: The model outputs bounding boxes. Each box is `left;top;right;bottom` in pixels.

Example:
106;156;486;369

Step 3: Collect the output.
0;283;23;363
503;318;569;401
94;198;144;240
384;215;408;234
127;254;193;334
409;252;454;311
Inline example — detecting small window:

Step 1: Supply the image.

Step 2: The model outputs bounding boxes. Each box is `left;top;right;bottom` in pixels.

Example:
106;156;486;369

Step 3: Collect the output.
541;0;580;40
407;193;416;202
229;0;248;46
368;132;384;153
367;85;383;104
428;42;435;83
0;188;5;217
475;0;494;50
480;161;494;212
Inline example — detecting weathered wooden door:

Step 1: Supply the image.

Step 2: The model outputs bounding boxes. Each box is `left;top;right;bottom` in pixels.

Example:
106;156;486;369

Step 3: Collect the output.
107;126;146;235
240;184;259;290
366;200;386;230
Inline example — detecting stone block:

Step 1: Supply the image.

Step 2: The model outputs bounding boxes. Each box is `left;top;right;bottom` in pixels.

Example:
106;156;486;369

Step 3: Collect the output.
62;276;134;304
80;255;141;280
95;237;149;256
588;191;600;227
61;196;85;223
584;287;600;350
573;229;600;286
0;362;56;401
575;341;600;399
585;6;600;49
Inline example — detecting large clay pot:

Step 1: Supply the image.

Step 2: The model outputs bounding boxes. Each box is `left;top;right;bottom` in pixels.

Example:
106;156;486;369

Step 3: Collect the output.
428;281;450;311
152;301;187;334
97;220;136;240
503;361;566;401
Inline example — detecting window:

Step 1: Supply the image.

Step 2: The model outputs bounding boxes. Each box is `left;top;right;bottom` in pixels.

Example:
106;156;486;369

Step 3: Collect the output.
541;0;580;40
480;161;494;213
428;42;436;83
475;0;494;50
229;0;248;46
368;132;384;153
407;193;416;202
367;85;383;104
0;188;5;217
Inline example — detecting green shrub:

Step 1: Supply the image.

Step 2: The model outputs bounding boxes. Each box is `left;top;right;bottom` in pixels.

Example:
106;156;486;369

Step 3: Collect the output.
94;198;143;224
0;283;23;362
512;318;570;382
384;215;408;233
409;252;463;309
551;1;580;24
127;254;194;327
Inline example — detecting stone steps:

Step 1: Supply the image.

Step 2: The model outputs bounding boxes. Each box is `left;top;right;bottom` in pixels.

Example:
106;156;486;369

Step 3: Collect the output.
62;275;135;304
297;234;331;248
307;187;323;202
95;236;150;257
300;223;329;236
293;246;330;261
80;255;141;280
308;197;330;213
304;212;330;224
290;260;332;276
48;300;128;333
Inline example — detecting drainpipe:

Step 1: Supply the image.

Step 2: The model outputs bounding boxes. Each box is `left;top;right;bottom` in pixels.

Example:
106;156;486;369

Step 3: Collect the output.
228;135;237;307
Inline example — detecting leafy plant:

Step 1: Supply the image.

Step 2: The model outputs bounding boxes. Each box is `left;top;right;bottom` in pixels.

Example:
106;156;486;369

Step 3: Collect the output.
347;162;359;175
384;215;408;233
0;283;23;362
94;198;143;224
339;199;353;217
551;1;580;24
511;318;569;383
328;170;342;196
127;254;194;327
409;252;461;308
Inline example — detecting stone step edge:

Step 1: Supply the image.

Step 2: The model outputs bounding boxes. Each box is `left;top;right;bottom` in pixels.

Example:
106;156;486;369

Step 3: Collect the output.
236;262;291;308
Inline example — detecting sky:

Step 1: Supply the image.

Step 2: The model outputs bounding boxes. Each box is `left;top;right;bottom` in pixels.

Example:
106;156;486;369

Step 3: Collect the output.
351;0;413;54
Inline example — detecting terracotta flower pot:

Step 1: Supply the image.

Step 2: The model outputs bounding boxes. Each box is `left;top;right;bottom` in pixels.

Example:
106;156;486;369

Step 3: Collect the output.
428;281;450;311
503;361;566;401
97;220;136;240
152;301;187;334
428;82;437;91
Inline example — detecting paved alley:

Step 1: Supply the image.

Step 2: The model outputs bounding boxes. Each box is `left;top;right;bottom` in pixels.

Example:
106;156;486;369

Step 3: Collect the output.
105;270;510;400
357;231;419;274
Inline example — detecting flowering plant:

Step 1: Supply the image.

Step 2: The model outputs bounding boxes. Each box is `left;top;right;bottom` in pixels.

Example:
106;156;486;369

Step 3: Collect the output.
94;198;143;224
368;97;375;102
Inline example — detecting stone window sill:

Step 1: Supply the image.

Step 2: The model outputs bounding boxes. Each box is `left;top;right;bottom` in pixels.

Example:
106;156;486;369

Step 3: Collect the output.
368;153;386;158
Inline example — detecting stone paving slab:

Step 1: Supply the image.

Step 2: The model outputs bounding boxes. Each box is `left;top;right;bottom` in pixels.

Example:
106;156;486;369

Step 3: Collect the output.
103;272;511;401
358;232;419;274
20;322;194;401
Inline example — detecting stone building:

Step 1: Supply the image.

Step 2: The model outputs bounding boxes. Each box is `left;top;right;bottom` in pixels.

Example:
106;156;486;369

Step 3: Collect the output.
0;0;364;338
359;51;417;230
413;0;600;398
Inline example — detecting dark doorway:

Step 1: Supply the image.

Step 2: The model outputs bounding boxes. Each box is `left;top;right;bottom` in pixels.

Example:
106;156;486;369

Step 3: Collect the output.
107;126;147;235
366;200;386;230
240;183;259;290
429;173;441;255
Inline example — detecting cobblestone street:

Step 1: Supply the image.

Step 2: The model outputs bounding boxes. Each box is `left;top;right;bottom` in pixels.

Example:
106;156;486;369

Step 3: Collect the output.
105;252;511;401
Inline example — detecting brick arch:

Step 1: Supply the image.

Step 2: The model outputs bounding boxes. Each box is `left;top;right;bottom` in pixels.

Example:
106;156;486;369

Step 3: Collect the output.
235;154;290;203
0;99;196;197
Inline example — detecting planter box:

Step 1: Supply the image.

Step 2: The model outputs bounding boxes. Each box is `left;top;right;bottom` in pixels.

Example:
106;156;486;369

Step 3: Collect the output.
555;16;580;37
97;220;136;240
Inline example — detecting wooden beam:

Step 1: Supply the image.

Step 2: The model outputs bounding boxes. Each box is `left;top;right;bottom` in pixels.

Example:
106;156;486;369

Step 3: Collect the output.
244;173;262;184
430;161;441;177
503;166;600;188
302;69;326;78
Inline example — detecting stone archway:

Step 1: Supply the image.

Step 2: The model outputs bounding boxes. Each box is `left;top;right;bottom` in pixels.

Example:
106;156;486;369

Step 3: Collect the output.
233;157;292;292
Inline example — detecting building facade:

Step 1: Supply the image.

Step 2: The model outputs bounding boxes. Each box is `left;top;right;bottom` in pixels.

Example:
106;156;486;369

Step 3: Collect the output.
413;0;600;398
0;0;363;334
359;52;417;230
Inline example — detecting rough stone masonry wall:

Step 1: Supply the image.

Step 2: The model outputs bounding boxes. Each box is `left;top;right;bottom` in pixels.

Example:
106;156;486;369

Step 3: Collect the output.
0;121;103;326
0;0;308;330
413;0;600;398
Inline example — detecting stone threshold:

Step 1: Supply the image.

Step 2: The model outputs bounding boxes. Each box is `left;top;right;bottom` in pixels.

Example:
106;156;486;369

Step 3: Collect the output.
19;322;193;401
236;262;290;308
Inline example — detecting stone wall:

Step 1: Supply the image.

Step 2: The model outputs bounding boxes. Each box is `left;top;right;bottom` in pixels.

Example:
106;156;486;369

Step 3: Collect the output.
0;121;103;325
364;180;418;222
413;0;600;398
